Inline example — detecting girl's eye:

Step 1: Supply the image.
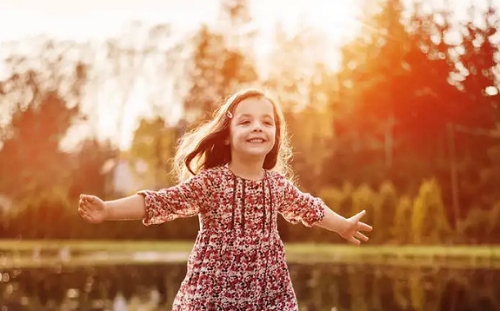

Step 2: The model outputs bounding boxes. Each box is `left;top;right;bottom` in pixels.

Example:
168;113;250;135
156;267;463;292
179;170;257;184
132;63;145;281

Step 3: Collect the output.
264;120;274;126
240;120;250;125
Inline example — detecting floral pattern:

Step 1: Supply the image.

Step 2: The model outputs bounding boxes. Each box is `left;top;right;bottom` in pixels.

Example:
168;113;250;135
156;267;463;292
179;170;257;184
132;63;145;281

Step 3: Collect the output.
138;165;326;310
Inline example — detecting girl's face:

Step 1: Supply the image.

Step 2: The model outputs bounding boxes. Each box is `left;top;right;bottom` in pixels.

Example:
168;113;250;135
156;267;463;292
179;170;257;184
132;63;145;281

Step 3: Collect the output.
228;97;277;161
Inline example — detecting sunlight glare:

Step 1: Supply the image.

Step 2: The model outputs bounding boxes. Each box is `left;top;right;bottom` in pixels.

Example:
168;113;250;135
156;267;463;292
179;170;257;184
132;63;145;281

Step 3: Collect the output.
302;0;361;43
252;0;361;44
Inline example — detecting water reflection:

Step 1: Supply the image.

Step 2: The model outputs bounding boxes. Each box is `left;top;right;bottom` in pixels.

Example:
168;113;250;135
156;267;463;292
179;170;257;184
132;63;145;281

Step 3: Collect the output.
1;263;500;311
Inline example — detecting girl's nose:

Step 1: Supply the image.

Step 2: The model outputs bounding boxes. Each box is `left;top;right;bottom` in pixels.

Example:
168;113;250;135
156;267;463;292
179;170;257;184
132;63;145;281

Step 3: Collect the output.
251;122;263;132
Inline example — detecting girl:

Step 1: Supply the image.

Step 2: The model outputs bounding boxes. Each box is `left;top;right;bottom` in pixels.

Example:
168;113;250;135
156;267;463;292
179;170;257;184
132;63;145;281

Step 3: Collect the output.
78;89;372;311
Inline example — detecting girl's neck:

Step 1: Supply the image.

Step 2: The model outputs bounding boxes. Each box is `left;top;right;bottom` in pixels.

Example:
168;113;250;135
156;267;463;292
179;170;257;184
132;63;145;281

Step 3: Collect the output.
228;158;265;181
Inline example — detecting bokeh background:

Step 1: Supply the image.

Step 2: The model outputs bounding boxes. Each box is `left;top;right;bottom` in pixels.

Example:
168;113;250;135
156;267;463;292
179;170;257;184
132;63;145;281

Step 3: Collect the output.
0;0;499;310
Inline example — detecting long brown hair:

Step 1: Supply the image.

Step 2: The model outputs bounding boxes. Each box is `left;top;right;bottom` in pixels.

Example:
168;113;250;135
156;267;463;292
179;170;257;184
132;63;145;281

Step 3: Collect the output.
173;89;293;182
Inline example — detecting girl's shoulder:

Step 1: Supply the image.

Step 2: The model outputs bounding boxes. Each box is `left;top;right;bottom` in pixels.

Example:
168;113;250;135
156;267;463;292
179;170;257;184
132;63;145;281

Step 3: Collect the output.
266;170;300;190
266;169;284;180
200;165;227;177
198;166;289;185
265;170;290;187
197;165;232;183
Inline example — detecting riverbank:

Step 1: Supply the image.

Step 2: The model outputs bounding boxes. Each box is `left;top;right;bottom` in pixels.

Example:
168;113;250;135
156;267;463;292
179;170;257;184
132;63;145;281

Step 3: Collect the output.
1;240;499;269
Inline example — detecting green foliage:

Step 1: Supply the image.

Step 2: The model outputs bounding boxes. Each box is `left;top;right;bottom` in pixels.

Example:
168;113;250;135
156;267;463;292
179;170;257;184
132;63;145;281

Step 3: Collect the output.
411;179;452;244
392;196;413;244
183;0;258;123
373;182;398;243
128;117;178;190
0;91;77;201
1;0;500;245
287;104;335;192
457;201;500;244
69;139;118;200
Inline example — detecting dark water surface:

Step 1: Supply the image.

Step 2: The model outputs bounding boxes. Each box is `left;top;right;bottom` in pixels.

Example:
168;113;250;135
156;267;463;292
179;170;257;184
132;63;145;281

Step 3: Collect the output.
1;261;500;311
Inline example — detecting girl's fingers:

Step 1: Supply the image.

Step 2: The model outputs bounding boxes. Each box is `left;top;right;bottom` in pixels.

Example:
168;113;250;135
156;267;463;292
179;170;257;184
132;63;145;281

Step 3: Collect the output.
79;210;90;222
79;207;89;217
82;195;99;210
84;199;95;210
79;195;96;223
88;195;98;204
355;231;369;242
351;210;366;222
82;201;89;211
358;222;372;232
348;236;361;245
78;200;86;211
80;196;86;206
82;195;94;205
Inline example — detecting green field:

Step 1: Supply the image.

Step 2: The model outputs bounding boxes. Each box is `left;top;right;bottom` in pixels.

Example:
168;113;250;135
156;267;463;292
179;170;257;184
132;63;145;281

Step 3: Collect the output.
1;240;500;269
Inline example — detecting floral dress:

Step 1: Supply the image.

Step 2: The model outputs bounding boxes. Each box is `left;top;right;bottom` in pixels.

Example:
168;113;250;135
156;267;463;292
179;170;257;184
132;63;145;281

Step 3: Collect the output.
138;165;326;311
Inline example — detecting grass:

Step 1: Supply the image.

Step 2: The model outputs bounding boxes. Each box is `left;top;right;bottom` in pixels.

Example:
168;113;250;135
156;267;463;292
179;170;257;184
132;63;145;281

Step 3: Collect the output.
1;239;500;269
0;239;195;252
1;239;499;255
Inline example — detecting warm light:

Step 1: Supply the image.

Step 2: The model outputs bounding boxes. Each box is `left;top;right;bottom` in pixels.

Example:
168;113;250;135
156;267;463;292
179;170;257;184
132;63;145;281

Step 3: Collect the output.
251;0;360;43
0;0;363;150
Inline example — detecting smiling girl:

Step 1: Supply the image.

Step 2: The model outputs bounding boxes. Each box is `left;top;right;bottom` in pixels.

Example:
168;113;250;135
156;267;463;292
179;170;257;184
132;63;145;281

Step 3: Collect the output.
78;88;372;311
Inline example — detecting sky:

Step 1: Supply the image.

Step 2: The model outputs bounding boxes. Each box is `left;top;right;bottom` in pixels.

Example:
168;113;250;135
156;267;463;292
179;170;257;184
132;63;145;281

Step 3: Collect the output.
1;0;495;43
0;0;361;41
0;0;498;150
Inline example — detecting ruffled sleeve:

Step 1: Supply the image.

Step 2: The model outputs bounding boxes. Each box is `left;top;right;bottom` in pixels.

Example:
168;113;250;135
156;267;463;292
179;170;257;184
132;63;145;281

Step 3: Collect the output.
275;174;326;227
137;169;211;226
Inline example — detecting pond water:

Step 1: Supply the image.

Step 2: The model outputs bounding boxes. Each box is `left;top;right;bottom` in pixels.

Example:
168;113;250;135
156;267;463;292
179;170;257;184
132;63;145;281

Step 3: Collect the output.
1;261;499;311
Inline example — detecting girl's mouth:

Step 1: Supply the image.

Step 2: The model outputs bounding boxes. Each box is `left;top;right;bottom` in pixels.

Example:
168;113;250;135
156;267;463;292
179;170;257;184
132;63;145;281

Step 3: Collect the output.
247;138;266;144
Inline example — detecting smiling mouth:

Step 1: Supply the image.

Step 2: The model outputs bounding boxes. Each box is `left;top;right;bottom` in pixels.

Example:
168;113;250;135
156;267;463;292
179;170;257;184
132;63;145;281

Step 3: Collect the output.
247;138;266;144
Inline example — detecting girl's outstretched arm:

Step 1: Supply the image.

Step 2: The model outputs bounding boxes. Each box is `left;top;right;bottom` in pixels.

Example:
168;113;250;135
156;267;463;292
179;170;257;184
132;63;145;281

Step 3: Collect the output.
105;194;146;220
314;207;348;233
78;194;146;224
277;173;373;245
316;209;372;245
79;169;211;225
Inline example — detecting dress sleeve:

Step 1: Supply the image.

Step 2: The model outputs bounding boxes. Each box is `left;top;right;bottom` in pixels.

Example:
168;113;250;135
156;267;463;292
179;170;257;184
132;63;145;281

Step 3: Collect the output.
277;175;326;227
137;169;211;226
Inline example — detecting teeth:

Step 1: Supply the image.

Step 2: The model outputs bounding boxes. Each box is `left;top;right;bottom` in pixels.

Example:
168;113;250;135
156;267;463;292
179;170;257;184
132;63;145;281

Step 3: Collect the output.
249;139;264;143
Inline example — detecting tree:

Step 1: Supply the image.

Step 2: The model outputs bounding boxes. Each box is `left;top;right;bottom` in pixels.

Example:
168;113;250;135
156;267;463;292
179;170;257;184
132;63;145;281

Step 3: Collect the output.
331;0;465;193
183;0;258;124
0;38;88;238
0;89;78;200
69;139;118;200
128;117;178;190
450;4;500;214
182;26;230;123
262;26;336;189
331;0;415;187
411;179;452;244
0;89;80;238
454;4;500;128
101;22;179;147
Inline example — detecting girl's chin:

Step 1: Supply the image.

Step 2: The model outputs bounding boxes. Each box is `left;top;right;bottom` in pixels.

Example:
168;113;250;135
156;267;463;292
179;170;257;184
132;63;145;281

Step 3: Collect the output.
238;148;271;158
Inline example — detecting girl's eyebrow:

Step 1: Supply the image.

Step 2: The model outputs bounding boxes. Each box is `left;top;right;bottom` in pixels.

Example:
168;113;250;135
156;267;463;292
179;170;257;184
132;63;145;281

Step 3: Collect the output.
237;113;274;119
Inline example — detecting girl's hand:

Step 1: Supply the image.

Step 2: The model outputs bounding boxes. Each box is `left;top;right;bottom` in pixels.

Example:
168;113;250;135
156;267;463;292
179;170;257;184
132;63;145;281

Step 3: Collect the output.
339;210;372;245
78;194;108;224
